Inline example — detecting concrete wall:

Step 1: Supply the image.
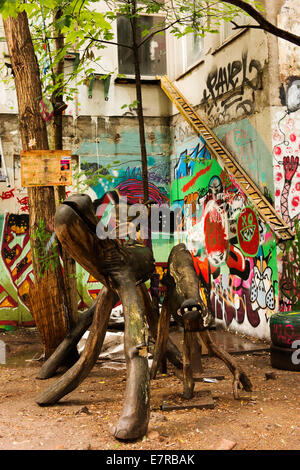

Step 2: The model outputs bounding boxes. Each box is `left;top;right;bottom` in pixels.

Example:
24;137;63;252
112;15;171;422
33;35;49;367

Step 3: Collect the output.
0;114;171;326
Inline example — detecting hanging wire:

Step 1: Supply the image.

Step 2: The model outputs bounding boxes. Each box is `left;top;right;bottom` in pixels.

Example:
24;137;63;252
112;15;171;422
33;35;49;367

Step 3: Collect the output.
273;109;289;163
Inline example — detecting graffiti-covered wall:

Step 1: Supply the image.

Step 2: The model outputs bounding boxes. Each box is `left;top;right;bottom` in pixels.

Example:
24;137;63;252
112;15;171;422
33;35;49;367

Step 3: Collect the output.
73;116;172;262
272;0;300;312
0;115;171;325
170;131;278;339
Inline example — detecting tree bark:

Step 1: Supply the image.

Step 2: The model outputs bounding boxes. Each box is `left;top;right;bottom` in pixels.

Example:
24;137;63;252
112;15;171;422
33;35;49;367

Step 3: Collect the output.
51;8;78;327
130;0;149;204
3;11;71;358
225;0;300;46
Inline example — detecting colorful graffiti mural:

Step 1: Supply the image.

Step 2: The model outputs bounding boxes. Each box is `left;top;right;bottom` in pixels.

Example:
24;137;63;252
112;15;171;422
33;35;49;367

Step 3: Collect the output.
0;212;107;324
170;134;278;338
273;110;300;229
0;213;33;324
77;147;173;262
278;219;300;312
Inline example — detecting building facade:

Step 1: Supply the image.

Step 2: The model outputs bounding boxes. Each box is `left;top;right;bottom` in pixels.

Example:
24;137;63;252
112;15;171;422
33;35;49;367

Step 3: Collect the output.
0;0;299;339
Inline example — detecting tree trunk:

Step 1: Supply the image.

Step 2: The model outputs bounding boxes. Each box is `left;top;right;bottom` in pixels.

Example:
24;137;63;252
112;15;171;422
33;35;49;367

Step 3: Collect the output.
3;11;71;358
51;8;78;327
130;1;149;204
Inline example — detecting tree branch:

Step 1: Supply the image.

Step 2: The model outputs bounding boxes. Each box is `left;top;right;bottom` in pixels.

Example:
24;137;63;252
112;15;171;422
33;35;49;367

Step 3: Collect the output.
223;0;300;47
85;35;133;49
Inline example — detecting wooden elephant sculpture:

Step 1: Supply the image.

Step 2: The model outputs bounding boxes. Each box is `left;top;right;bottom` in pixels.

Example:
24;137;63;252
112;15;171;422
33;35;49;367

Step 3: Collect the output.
36;194;252;441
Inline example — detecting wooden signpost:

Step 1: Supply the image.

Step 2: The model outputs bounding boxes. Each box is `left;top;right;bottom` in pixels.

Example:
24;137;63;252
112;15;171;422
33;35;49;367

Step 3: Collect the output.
21;150;72;187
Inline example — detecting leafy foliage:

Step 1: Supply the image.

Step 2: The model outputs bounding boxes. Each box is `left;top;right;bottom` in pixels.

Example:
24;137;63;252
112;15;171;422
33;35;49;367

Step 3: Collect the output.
0;0;268;104
72;160;119;192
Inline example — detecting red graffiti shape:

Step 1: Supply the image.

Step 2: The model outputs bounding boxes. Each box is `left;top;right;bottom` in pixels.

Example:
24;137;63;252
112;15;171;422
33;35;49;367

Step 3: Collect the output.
237;207;259;257
204;208;227;259
292;196;300;207
290;134;296;143
274;146;282;156
182;163;212;193
283;156;299;182
276;172;283;182
226;244;246;272
17;196;28;205
0;189;15;200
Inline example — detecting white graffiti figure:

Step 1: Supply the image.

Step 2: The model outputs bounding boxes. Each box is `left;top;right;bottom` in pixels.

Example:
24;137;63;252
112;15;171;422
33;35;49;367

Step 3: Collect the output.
250;257;275;311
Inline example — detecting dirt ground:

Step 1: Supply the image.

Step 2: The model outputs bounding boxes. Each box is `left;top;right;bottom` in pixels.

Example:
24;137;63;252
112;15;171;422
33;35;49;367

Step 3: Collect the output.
0;327;299;451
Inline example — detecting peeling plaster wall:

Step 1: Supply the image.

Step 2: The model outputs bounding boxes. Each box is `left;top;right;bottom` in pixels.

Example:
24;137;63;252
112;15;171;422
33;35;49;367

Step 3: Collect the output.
0;113;171;325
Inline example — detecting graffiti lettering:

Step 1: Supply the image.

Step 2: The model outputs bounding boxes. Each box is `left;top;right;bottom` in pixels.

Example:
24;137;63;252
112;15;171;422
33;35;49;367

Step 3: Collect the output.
0;188;15;200
17;196;29;213
125;166;169;185
201;53;262;125
272;323;298;347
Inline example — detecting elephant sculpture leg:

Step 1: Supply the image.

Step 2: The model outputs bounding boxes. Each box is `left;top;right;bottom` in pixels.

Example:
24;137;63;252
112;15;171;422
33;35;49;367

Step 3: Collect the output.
151;243;253;399
110;271;150;440
36;285;116;404
36;297;99;380
36;194;155;440
38;284;182;382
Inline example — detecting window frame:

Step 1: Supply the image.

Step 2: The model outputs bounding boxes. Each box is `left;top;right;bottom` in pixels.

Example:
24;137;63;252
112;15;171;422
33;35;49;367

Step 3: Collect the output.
117;12;167;80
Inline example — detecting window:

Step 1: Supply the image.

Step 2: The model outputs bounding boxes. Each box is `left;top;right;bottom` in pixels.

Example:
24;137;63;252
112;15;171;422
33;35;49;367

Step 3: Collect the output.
174;31;204;78
220;13;250;43
117;15;166;77
186;32;204;69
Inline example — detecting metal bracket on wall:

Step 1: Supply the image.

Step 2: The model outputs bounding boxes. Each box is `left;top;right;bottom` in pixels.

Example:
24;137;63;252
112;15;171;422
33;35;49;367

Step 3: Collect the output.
88;74;111;101
158;75;294;243
0;137;10;187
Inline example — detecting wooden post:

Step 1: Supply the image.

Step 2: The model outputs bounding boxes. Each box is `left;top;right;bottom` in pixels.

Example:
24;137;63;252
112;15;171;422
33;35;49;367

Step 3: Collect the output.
3;11;73;358
111;270;150;441
51;8;78;327
150;295;171;380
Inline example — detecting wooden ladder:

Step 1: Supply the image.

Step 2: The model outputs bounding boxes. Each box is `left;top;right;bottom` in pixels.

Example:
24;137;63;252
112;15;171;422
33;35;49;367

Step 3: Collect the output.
159;75;294;243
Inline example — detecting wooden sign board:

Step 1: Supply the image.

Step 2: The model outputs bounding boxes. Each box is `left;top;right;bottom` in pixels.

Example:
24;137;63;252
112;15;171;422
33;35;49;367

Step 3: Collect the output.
21;150;72;187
